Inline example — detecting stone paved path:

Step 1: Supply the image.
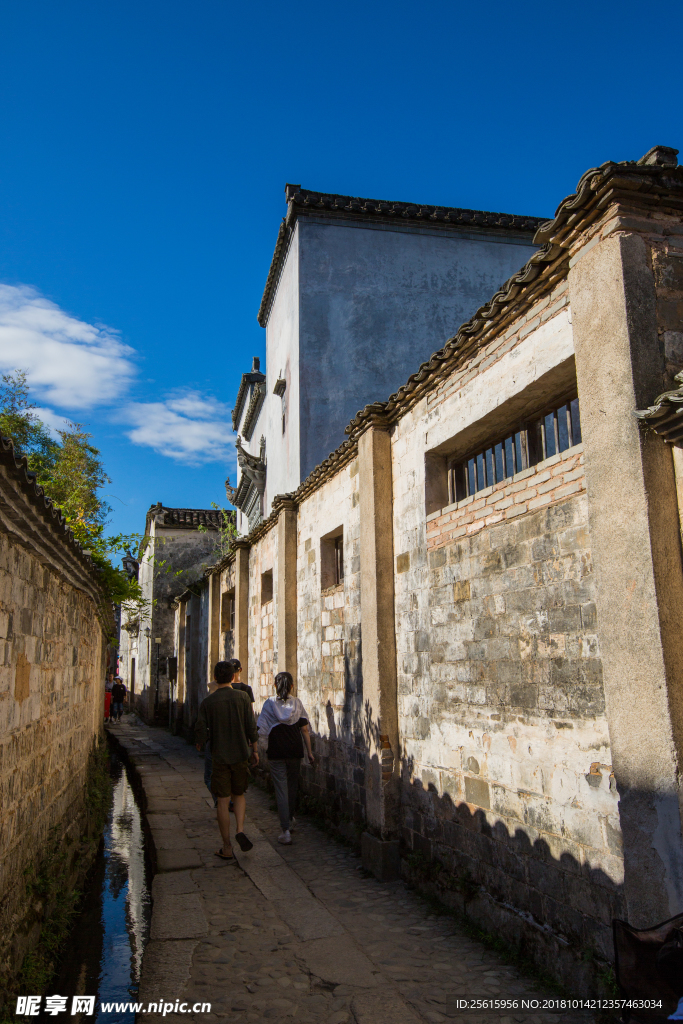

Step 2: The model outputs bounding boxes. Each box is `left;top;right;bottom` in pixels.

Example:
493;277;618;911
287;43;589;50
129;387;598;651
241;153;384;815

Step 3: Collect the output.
108;719;589;1024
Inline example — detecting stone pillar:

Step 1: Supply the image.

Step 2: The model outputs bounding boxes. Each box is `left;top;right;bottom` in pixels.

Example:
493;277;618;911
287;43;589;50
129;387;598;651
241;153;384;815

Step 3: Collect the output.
233;541;250;676
177;599;186;708
207;572;220;685
276;499;298;689
569;231;683;925
358;418;401;880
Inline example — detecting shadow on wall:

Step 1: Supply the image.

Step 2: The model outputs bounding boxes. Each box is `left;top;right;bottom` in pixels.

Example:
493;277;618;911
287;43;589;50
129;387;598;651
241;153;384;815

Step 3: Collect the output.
300;706;627;995
400;752;624;953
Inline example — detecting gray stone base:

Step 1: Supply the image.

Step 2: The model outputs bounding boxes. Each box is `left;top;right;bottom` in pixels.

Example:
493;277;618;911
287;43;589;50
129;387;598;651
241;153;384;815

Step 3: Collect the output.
361;833;400;880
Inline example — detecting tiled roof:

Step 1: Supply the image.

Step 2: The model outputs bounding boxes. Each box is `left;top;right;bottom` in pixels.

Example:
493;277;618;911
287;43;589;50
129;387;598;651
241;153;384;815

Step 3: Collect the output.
636;370;683;446
0;432;106;600
232;358;265;431
146;503;228;530
242;382;266;440
257;186;545;326
207;145;683;575
345;146;683;438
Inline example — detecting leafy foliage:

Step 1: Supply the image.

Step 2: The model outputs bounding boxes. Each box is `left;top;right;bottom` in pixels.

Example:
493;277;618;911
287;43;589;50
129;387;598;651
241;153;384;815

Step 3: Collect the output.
0;370;141;608
197;501;238;561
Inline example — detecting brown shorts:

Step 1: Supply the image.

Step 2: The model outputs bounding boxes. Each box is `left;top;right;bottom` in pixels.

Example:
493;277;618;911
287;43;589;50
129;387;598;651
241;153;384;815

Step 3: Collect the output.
211;760;249;798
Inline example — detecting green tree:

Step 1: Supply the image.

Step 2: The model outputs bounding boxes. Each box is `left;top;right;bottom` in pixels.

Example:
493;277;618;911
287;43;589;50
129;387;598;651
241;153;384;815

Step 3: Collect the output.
0;370;141;608
0;370;59;476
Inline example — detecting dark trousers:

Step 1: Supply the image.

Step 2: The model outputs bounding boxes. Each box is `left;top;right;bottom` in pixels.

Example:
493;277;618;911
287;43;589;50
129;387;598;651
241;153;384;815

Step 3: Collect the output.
204;743;217;806
269;758;300;831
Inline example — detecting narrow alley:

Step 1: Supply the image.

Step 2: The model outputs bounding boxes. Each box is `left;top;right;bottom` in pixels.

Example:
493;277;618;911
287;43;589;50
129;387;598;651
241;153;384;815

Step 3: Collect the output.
108;721;591;1024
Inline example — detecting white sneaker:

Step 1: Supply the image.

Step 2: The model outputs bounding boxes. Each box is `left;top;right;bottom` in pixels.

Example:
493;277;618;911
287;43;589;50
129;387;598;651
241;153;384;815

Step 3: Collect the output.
278;830;292;845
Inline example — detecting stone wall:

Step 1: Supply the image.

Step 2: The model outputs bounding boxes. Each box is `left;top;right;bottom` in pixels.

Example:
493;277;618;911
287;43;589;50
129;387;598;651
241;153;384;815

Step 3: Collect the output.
175;152;683;987
246;527;277;706
295;459;365;824
119;508;220;722
0;440;107;991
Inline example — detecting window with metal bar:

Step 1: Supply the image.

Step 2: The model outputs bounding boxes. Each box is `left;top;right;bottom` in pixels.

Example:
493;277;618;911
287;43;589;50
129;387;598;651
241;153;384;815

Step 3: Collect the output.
447;397;581;503
321;527;344;590
334;535;344;585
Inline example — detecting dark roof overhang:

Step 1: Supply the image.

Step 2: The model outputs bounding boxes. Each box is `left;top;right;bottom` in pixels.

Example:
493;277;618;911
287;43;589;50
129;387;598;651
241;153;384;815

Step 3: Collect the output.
144;503;226;532
257;185;545;327
232;358;266;431
636;371;683;446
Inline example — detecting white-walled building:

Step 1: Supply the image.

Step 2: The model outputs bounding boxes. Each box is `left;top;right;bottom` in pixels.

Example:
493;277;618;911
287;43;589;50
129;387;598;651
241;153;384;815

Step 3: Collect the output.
229;185;542;532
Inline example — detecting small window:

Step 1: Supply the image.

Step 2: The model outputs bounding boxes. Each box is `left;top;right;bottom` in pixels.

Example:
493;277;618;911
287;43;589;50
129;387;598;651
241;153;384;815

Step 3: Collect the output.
221;589;235;632
282;411;286;435
334;535;344;585
261;569;273;604
130;657;136;695
321;528;343;589
448;396;582;502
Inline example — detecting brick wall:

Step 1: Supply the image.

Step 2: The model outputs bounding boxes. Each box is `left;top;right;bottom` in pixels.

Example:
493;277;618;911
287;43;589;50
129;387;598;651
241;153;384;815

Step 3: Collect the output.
388;299;623;963
400;492;620;954
0;458;106;990
425;445;585;545
247;529;276;706
219;561;236;662
259;600;274;697
293;458;365;825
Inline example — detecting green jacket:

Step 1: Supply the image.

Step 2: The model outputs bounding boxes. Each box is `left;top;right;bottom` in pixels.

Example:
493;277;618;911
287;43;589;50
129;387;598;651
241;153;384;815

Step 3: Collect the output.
195;685;257;765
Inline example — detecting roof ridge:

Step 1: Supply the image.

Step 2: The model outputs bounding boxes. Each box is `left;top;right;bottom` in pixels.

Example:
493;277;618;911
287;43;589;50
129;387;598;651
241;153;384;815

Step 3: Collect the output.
288;186;543;224
211;147;683;574
257;186;544;327
345;151;683;437
0;431;106;590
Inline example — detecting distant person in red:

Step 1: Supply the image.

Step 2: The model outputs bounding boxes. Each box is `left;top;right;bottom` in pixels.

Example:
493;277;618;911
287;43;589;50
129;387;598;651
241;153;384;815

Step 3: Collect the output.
104;672;114;722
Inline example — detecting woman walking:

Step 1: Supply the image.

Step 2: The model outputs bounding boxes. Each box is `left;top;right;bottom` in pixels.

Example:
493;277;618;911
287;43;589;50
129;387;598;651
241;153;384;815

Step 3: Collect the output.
257;672;314;845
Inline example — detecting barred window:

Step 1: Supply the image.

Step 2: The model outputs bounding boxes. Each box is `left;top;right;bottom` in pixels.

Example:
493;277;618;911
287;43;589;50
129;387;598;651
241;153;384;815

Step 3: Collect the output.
448;397;581;503
334;535;344;585
221;589;235;632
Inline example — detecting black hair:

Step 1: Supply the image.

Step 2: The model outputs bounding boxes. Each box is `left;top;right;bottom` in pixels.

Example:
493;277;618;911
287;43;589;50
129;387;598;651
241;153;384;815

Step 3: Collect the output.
274;671;293;701
214;661;235;686
227;658;242;674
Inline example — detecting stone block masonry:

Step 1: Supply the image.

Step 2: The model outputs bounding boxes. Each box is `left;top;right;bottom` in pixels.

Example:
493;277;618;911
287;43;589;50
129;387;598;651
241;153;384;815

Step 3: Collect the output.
176;148;683;990
0;436;109;995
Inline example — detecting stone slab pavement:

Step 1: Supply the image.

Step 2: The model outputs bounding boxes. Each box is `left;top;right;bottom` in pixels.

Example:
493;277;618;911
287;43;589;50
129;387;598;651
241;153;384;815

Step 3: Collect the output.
108;720;591;1024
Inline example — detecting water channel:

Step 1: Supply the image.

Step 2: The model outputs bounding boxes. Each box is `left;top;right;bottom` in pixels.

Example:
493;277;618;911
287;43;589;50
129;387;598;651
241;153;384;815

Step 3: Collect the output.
45;743;152;1024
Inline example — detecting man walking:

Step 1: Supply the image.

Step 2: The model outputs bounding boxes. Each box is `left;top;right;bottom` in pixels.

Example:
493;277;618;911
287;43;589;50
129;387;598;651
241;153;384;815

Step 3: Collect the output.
195;661;258;859
110;677;127;722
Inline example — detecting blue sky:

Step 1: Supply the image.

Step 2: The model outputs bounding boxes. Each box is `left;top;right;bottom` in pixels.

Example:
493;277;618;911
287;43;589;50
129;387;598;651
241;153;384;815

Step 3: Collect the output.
0;0;680;543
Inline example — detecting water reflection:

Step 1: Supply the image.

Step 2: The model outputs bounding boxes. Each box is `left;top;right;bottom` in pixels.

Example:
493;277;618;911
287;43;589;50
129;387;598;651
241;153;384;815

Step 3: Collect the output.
47;746;152;1024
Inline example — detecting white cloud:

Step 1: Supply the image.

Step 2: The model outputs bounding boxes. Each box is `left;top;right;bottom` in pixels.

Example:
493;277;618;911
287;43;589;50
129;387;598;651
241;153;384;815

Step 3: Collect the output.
32;407;71;437
0;282;236;468
124;391;234;465
0;283;136;409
